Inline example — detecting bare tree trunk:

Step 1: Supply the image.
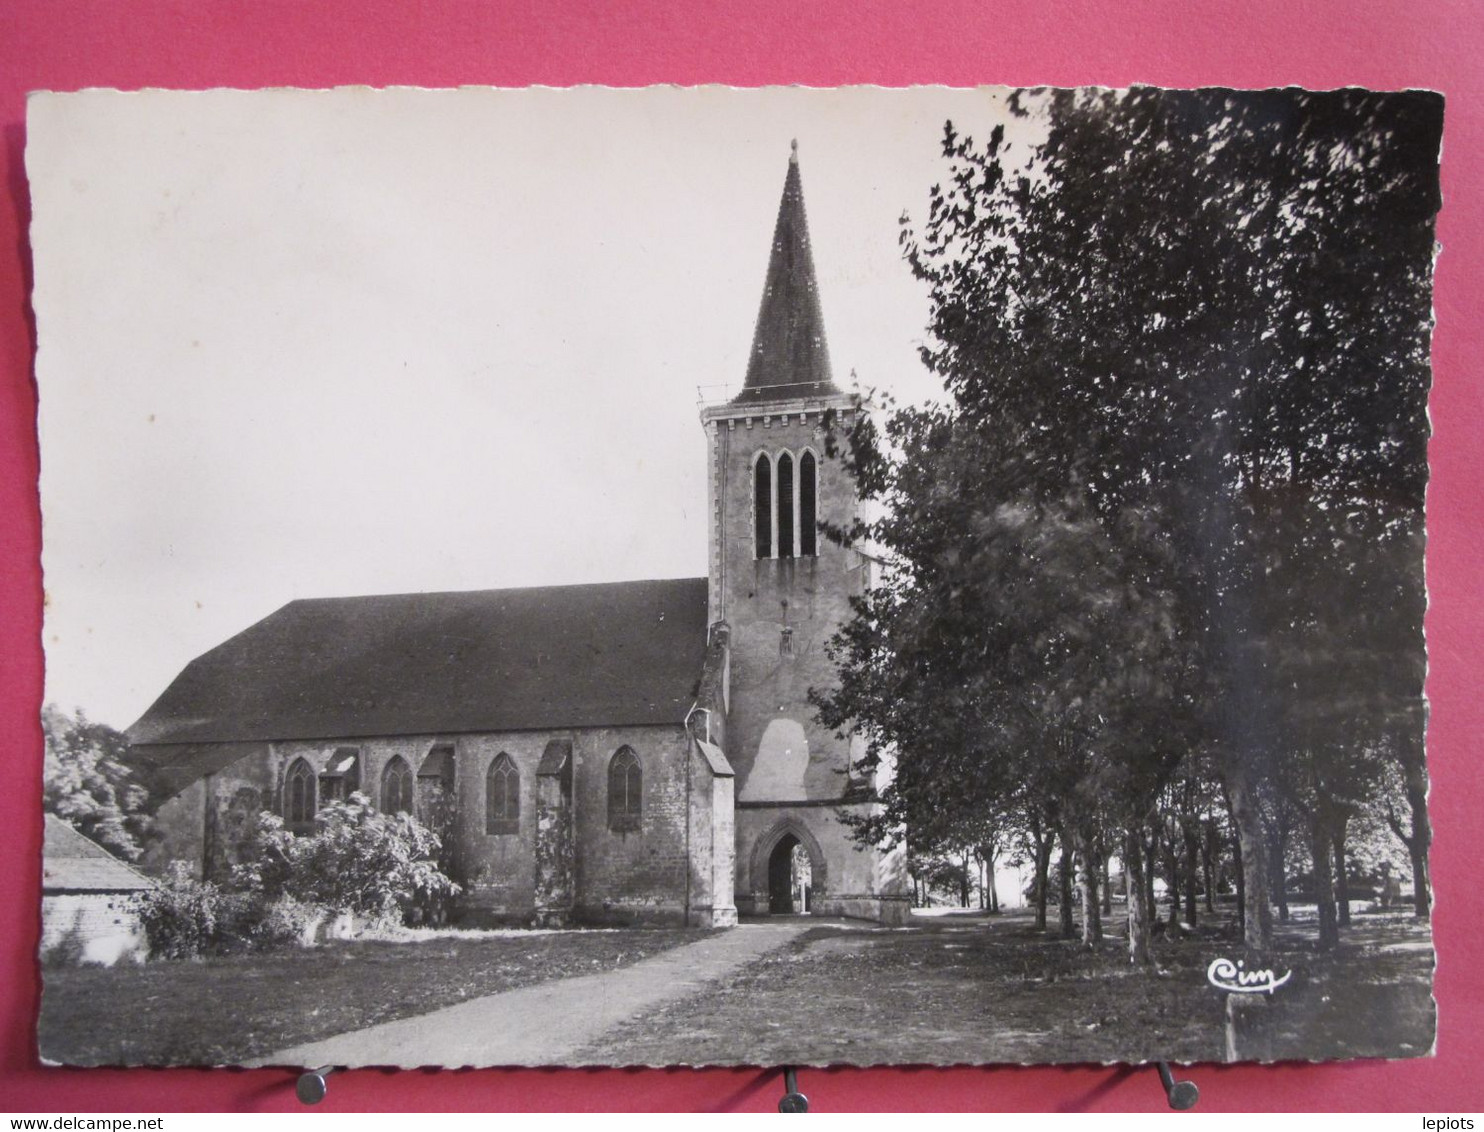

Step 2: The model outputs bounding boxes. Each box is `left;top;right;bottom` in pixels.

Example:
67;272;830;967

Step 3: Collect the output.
1333;818;1351;928
1101;848;1113;916
1124;829;1153;965
1058;827;1076;940
1143;830;1158;931
1232;829;1245;932
1183;825;1200;926
1076;831;1103;945
1226;762;1273;951
1033;833;1052;931
1165;836;1182;926
1311;814;1340;950
1386;794;1432;923
1408;831;1431;922
1272;818;1291;924
1402;757;1432;921
1202;820;1217;914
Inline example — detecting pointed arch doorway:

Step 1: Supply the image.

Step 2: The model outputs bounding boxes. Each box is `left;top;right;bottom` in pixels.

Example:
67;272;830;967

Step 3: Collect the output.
753;821;825;916
767;835;813;913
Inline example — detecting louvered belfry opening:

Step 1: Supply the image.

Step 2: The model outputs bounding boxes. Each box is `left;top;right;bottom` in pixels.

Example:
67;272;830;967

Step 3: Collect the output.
776;452;795;558
800;450;818;556
754;453;772;558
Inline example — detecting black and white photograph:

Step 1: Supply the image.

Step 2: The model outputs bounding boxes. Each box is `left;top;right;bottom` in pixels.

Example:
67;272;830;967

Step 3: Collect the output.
29;85;1440;1069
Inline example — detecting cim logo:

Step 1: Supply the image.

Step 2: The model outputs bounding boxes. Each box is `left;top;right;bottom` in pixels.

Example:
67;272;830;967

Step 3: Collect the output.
1207;956;1292;994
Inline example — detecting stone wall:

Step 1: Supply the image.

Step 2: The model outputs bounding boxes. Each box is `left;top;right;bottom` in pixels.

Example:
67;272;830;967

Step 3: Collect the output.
138;745;276;881
39;893;147;966
134;720;736;929
571;724;695;924
139;777;208;878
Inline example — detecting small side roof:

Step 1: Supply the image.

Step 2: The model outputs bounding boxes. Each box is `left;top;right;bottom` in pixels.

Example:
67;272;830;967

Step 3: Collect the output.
42;815;153;893
693;737;734;778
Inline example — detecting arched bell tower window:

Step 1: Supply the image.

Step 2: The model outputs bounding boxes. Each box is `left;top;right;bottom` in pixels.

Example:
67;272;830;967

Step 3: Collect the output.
286;757;316;828
754;452;772;559
607;746;642;832
776;451;795;558
800;449;818;557
486;753;520;835
381;755;414;815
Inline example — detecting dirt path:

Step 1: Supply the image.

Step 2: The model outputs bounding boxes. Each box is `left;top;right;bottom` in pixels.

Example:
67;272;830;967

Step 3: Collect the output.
251;922;809;1068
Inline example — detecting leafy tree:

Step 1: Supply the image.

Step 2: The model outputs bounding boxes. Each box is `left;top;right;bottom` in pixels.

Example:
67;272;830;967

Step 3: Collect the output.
236;793;460;923
818;87;1439;959
42;703;154;860
816;422;1199;959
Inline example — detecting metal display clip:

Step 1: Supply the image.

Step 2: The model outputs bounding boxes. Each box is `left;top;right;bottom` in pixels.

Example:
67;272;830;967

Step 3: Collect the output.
777;1066;809;1113
295;1066;335;1106
1155;1061;1199;1110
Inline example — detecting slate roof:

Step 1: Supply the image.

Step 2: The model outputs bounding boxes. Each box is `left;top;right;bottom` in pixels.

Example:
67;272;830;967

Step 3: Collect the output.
128;577;711;747
733;144;842;406
42;815;153;893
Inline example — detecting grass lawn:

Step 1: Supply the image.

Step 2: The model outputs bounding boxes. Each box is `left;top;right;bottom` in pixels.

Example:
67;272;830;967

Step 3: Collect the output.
39;928;708;1066
577;906;1435;1067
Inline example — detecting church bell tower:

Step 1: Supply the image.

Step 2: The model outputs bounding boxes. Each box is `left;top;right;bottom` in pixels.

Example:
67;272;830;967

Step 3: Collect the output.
700;142;908;924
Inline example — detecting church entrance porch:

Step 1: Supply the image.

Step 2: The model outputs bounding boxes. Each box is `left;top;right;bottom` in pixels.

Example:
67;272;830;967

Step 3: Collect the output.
766;835;813;914
738;806;913;924
745;818;825;917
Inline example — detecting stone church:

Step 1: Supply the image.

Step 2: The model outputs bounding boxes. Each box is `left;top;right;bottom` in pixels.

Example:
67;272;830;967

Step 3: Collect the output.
127;145;910;929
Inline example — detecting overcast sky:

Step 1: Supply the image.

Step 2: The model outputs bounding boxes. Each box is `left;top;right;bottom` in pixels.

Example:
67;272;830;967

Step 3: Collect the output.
29;86;1039;729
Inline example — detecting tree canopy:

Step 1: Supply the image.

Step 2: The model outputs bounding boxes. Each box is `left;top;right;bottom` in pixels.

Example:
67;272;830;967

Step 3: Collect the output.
42;703;155;860
816;87;1441;958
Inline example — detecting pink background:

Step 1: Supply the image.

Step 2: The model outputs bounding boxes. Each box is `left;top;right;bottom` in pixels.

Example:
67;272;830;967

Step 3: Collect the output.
2;0;1480;1112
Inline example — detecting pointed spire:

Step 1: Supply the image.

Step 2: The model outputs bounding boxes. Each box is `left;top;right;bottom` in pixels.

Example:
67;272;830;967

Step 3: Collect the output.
732;142;839;405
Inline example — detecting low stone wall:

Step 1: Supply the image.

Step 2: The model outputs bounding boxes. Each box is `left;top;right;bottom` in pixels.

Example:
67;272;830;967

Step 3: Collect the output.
40;894;146;966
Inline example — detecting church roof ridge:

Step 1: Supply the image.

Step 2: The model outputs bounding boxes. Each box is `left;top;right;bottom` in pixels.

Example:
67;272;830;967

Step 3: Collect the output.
127;576;712;747
274;574;708;607
732;142;841;407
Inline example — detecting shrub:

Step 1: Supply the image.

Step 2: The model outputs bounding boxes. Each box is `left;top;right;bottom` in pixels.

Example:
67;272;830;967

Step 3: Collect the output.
236;793;460;925
134;862;224;960
135;865;329;959
243;894;323;950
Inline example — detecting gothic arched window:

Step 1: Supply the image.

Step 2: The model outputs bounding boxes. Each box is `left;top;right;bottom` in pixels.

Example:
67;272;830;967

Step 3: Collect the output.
754;452;772;559
800;450;818;557
381;755;414;815
608;746;642;832
776;451;795;558
286;758;316;827
486;753;520;835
